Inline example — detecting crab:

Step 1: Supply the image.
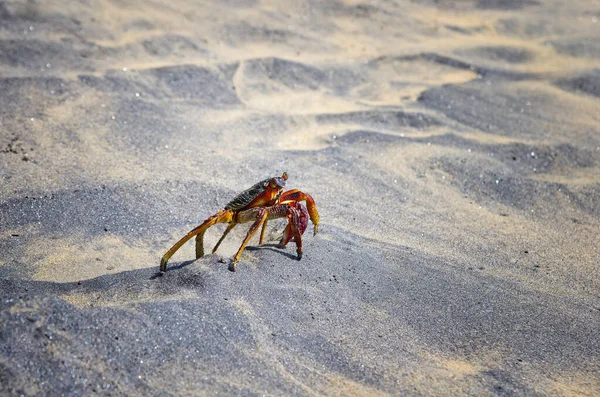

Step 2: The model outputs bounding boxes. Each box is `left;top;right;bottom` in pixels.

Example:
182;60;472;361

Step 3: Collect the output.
160;172;319;272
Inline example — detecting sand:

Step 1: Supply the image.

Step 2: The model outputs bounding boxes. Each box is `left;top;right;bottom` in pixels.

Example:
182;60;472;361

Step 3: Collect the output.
1;0;599;395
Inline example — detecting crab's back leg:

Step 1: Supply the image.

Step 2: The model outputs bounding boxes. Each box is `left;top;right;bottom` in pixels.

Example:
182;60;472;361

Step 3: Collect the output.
194;210;235;259
160;210;234;272
279;189;320;235
212;223;237;254
230;208;268;271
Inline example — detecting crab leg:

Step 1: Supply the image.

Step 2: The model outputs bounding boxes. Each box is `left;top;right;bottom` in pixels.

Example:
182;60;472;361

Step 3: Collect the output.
230;208;269;271
255;204;304;259
278;189;320;235
259;220;269;245
160;210;234;272
212;223;237;254
194;211;237;259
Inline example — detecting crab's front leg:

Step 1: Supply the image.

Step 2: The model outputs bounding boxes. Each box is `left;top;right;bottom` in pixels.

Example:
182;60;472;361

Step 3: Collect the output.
230;208;269;272
266;204;304;260
259;220;269;245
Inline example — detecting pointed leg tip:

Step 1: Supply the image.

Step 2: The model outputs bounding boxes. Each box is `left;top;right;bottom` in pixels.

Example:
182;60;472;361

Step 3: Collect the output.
228;262;237;272
160;258;167;272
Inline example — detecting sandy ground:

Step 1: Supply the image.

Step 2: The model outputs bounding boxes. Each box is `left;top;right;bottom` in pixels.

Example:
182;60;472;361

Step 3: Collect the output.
1;0;599;395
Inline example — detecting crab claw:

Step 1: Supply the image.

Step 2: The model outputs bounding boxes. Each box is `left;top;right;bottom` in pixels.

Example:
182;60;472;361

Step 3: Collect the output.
277;189;319;236
280;203;309;247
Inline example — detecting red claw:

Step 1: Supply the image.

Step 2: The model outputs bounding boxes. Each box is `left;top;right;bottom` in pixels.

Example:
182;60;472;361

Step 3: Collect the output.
281;203;309;247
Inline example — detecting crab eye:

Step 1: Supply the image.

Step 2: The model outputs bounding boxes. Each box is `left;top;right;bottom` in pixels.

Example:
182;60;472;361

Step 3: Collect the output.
269;181;278;189
274;177;286;188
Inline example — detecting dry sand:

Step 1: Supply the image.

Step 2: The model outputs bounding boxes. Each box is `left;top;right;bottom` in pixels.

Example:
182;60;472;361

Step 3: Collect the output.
1;0;599;395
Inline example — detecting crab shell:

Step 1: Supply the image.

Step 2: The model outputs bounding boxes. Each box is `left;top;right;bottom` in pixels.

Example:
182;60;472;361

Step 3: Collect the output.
224;173;287;211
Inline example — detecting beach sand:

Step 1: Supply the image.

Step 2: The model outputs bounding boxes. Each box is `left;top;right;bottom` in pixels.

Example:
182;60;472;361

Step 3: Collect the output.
1;0;599;395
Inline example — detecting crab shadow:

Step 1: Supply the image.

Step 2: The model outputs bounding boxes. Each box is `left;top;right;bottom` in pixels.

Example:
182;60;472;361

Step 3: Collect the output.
149;259;196;279
152;243;298;278
0;259;193;296
0;245;302;298
245;243;299;261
